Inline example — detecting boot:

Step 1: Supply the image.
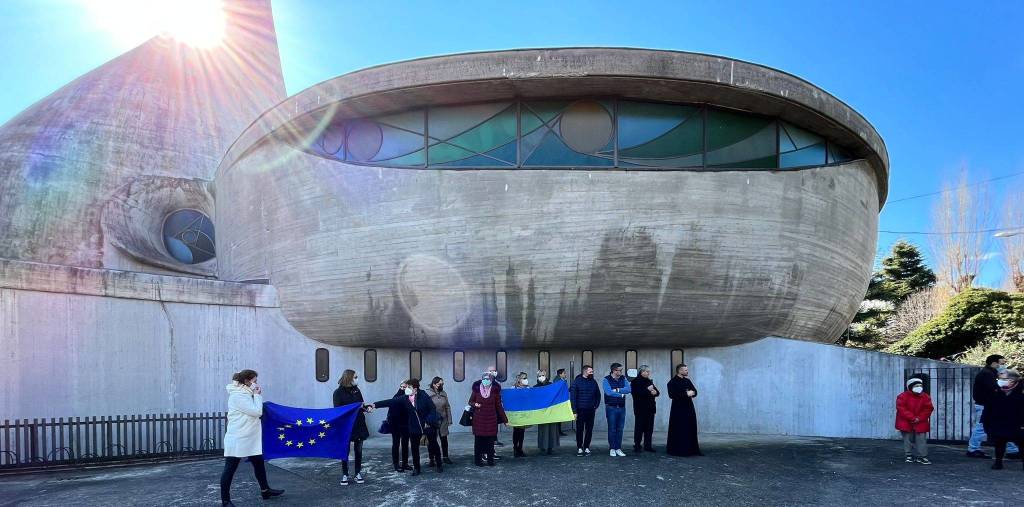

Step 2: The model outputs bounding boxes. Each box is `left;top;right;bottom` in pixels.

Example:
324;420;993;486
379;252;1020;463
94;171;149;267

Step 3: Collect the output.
260;488;284;499
443;456;453;465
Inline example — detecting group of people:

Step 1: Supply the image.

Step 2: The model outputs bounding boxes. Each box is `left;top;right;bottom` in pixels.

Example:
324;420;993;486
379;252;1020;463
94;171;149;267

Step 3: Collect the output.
895;354;1024;471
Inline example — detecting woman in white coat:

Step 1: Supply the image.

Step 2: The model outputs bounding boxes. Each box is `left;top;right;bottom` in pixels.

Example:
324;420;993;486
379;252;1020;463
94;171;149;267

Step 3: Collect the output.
221;369;284;506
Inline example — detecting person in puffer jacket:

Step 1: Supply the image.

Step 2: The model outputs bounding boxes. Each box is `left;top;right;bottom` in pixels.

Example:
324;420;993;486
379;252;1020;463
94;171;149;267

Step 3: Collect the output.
569;365;601;456
895;377;934;465
221;369;283;506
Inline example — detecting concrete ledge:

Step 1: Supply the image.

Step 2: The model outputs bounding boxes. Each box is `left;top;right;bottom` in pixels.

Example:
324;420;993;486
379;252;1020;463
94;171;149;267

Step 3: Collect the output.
0;258;278;307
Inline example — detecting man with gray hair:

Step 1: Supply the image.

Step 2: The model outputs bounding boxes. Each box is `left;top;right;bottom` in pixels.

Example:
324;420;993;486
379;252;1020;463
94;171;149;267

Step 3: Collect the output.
630;365;660;452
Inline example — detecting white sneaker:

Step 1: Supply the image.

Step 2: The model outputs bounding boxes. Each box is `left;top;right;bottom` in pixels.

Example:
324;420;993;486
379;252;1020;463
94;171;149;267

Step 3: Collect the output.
609;449;617;457
576;448;584;456
615;449;626;457
355;473;364;484
340;474;349;485
584;448;592;455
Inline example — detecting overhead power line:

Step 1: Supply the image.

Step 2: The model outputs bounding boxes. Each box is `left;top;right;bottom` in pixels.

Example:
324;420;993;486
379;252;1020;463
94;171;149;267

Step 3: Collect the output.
885;170;1024;204
879;225;1024;236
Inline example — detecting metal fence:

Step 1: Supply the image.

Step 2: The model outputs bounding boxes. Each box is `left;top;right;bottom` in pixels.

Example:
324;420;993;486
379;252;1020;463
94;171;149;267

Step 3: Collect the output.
903;367;980;444
0;413;226;472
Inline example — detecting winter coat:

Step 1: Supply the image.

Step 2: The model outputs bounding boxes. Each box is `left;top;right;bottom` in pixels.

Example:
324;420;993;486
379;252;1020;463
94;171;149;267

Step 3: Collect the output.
469;385;508;437
603;375;631;407
569;374;601;412
333;385;369;441
895;390;934;433
973;367;1000;406
374;390;438;436
429;388;453;437
223;382;263;457
630;376;659;415
981;384;1024;440
384;388;407;434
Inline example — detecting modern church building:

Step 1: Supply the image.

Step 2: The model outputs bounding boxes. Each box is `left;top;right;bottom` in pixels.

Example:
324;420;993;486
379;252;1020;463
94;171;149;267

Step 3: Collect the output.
0;1;951;439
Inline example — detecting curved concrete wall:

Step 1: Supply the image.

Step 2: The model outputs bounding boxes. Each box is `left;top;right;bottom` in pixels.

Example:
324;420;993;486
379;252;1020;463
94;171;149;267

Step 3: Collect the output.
217;141;878;348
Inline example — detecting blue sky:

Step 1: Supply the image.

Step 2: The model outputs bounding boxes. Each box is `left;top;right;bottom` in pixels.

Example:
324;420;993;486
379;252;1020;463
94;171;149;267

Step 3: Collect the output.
1;0;1022;286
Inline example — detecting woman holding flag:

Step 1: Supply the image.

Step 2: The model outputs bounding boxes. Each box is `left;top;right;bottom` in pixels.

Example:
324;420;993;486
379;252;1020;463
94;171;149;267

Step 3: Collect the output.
371;379;440;476
221;369;284;506
511;372;530;457
469;371;509;466
535;369;561;455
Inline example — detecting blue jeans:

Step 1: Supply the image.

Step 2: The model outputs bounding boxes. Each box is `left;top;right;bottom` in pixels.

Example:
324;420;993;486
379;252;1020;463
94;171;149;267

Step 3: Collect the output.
606;405;625;450
968;404;1019;453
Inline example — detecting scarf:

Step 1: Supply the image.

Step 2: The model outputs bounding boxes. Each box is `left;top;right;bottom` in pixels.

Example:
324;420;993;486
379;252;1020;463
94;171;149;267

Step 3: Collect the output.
1000;380;1018;394
478;382;493;398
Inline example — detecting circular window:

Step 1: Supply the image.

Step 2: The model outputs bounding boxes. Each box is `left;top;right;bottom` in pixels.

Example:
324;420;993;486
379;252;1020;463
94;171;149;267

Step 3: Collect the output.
163;209;215;264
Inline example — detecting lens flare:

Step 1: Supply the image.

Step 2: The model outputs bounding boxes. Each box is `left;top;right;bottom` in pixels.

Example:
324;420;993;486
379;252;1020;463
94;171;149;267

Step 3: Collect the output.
85;0;227;49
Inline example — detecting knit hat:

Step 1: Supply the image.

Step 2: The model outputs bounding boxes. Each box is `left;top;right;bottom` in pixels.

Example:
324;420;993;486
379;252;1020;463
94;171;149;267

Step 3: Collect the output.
906;378;924;389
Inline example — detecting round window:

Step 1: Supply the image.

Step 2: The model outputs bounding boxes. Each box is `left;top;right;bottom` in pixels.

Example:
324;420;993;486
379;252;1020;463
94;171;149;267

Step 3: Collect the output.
163;209;215;264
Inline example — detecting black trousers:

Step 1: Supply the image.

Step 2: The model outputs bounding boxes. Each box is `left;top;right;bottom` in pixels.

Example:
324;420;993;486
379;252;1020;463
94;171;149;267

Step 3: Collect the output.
440;435;450;458
341;439;363;475
576;409;596;450
634;411;655;449
408;433;422;471
474;435;496;463
994;438;1024;464
513;427;526;451
220;455;269;502
424;428;443;464
391;432;409;467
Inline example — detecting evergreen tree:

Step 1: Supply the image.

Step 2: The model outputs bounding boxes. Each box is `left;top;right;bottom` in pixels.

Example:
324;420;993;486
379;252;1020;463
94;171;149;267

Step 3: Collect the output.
876;240;936;302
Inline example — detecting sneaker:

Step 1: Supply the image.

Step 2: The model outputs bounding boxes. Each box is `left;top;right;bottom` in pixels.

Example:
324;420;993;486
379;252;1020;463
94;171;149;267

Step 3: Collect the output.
905;455;914;463
610;449;617;457
584;448;592;456
915;457;931;465
965;450;990;459
340;474;349;485
354;473;364;484
576;448;584;457
615;449;626;457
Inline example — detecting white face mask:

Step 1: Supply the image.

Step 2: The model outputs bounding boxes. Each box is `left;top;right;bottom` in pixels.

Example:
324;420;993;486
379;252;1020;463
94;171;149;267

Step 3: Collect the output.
521;378;530;386
997;379;1011;388
997;365;1008;373
911;386;924;394
537;376;546;382
404;387;414;396
352;379;358;386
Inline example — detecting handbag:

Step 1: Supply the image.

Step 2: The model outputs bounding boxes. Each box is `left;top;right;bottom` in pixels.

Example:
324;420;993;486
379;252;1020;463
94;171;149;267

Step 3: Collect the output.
459;406;474;427
378;419;391;434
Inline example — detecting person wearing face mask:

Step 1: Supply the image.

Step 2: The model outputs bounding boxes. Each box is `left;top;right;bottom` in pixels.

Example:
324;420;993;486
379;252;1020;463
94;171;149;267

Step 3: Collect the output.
333;369;371;485
370;379;439;476
472;365;505;455
427;377;454;467
535;369;560;455
666;364;702;457
381;382;410;472
603;363;632;457
221;370;284;506
469;371;509;466
555;369;569;436
569;365;601;457
895;378;934;465
511;372;531;457
981;369;1024;471
630;365;660;453
968;354;1019;458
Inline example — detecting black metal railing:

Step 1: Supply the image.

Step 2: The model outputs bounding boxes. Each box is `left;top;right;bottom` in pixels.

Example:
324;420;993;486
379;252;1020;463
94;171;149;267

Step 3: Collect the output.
904;367;980;444
0;413;226;472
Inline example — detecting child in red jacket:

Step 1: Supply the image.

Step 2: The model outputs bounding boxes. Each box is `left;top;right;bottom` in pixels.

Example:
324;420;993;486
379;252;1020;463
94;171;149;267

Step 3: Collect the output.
896;377;935;464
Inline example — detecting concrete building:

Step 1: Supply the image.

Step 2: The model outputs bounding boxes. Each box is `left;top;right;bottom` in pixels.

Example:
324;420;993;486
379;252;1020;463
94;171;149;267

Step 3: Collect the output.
0;1;964;441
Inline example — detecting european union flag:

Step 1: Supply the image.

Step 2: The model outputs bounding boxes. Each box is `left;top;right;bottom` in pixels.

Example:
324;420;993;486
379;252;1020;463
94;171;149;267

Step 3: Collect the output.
261;402;361;461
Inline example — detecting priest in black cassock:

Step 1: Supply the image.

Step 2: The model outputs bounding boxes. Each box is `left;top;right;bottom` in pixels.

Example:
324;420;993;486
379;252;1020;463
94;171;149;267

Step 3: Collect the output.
666;364;702;457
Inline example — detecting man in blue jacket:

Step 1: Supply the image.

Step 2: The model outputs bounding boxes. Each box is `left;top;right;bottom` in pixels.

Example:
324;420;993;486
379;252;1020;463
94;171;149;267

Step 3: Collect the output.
569;365;601;457
603;363;632;456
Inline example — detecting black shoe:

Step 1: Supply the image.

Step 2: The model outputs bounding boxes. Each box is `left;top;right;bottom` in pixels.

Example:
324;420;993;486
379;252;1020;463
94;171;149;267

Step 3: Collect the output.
546;449;554;455
475;460;486;467
966;450;990;458
411;470;421;477
260;488;284;499
402;464;414;471
1005;452;1021;459
443;457;453;465
992;461;1004;470
427;459;435;467
435;464;443;473
633;446;642;453
487;460;495;466
394;465;402;472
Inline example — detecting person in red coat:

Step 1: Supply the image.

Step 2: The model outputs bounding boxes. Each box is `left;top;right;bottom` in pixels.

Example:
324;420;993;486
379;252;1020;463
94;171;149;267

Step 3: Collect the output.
896;377;934;465
468;372;509;467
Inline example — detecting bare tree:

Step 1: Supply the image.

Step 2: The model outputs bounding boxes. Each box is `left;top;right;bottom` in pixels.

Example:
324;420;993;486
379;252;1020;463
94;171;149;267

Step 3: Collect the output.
1000;190;1024;292
882;287;949;342
930;170;992;293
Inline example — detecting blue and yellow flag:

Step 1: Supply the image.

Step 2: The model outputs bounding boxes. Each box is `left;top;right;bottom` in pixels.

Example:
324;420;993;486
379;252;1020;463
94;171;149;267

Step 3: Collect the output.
261;402;361;460
502;380;575;427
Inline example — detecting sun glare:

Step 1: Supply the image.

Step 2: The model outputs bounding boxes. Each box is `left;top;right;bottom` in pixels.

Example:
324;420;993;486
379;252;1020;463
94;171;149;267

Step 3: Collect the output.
86;0;227;49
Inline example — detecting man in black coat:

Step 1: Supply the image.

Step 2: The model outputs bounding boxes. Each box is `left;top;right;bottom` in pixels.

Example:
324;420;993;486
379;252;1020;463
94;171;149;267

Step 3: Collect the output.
967;354;1018;458
630;365;660;452
569;365;601;456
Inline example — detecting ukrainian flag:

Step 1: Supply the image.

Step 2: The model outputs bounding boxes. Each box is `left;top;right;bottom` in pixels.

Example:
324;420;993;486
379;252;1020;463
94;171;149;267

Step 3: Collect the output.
503;380;575;427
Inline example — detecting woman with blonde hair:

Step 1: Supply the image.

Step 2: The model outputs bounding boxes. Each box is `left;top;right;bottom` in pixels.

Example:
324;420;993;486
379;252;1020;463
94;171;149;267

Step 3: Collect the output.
333;369;370;485
221;369;283;506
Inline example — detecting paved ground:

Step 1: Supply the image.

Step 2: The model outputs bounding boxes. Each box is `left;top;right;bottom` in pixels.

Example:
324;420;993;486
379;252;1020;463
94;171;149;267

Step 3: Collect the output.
1;432;1021;506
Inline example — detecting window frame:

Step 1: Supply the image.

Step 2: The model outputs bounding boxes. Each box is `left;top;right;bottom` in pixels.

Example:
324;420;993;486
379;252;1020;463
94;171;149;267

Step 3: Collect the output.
364;349;378;383
453;350;466;382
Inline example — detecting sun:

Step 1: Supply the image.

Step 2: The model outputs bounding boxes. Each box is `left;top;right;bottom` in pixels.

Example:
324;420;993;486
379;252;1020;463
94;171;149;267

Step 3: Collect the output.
85;0;227;49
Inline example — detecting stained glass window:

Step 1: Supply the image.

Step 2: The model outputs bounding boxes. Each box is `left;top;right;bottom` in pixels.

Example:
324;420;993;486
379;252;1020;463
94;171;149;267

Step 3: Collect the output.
521;100;614;166
428;103;516;166
163;209;215;264
618;101;703;167
706;108;778;168
827;143;853;164
779;122;826;168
